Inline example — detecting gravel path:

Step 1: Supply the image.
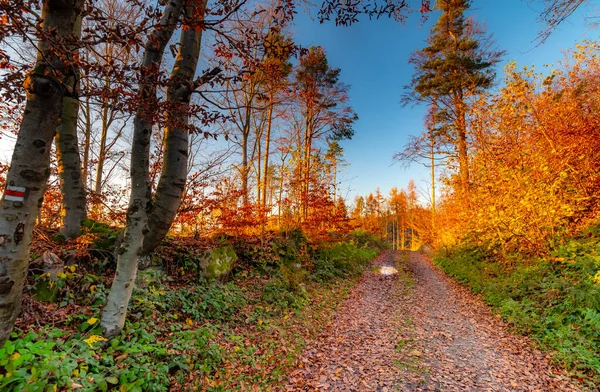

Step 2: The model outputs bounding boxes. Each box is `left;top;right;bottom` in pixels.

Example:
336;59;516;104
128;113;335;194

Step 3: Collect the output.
284;251;584;392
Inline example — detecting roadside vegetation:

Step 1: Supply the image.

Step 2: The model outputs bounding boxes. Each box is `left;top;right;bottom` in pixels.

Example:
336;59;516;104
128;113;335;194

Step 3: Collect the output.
0;227;384;391
434;223;600;387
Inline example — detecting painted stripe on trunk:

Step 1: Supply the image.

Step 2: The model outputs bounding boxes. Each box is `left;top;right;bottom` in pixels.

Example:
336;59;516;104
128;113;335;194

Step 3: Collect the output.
5;186;26;201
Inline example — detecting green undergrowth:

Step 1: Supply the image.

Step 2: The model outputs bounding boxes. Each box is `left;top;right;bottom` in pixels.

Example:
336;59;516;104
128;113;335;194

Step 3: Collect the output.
0;229;382;391
434;225;600;387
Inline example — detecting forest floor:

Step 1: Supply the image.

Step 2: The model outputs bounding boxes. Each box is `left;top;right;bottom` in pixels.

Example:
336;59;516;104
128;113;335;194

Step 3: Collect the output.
284;251;584;392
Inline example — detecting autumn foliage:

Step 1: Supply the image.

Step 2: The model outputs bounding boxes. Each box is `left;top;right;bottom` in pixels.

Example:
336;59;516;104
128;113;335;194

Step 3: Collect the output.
434;41;600;255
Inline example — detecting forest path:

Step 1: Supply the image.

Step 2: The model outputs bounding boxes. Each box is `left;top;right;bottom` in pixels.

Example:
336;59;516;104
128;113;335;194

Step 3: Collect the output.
284;251;582;392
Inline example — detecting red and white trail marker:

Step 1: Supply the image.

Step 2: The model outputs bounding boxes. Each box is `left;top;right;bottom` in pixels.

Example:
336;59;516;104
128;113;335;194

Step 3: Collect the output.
4;186;26;202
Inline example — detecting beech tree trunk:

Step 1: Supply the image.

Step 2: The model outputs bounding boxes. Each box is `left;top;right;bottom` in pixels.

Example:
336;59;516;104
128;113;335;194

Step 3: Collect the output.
82;95;92;187
56;14;87;238
56;87;88;237
101;0;185;338
94;98;111;194
142;0;206;254
0;0;84;347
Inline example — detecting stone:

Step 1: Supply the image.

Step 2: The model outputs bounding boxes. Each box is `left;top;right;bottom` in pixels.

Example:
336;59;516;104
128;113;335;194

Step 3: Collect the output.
200;245;238;280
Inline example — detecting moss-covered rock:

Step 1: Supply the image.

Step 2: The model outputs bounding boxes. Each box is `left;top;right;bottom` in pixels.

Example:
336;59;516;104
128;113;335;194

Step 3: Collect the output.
200;245;238;280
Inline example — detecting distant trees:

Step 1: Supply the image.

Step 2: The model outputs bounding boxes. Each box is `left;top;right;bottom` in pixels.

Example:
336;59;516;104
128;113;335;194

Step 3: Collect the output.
350;182;426;249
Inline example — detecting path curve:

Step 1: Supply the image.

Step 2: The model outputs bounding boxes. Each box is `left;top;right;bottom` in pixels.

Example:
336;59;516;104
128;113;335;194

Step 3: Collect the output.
285;251;583;392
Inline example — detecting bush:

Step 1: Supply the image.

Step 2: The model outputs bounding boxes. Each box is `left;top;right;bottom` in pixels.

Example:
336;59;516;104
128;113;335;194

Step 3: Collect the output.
434;237;600;385
347;229;389;251
311;241;377;282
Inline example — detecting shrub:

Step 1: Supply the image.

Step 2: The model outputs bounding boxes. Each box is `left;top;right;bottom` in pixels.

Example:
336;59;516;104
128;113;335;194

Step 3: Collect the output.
311;241;376;282
347;229;388;251
434;236;600;385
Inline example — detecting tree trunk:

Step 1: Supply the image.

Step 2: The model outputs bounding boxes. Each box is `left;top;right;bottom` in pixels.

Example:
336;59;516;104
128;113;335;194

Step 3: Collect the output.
278;157;285;227
400;217;406;250
241;130;249;205
101;0;185;338
0;0;84;347
302;112;312;221
142;1;206;255
455;92;469;195
256;120;262;206
82;95;92;188
94;91;110;195
56;13;87;238
430;131;436;237
261;93;274;211
56;88;87;237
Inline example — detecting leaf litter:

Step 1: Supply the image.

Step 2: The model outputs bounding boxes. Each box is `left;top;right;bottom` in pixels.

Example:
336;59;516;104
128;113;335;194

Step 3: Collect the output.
284;251;586;391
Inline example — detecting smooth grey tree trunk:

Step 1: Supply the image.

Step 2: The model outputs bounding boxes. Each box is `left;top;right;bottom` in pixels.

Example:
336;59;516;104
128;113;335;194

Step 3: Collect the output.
142;0;207;254
82;95;92;187
0;0;85;347
56;14;87;238
94;101;111;195
101;0;185;338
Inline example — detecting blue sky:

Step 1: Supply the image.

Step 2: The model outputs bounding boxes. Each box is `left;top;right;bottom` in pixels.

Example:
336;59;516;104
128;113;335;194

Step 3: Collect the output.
290;0;597;203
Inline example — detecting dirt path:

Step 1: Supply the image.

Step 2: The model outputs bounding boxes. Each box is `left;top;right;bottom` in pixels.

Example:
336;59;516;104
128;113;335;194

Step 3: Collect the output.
284;251;583;392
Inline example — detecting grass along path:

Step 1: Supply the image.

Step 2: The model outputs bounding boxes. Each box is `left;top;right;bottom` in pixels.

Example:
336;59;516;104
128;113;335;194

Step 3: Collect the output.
285;251;584;391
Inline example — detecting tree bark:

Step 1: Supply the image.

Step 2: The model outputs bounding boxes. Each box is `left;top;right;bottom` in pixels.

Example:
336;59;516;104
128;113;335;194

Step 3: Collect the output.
240;92;253;205
56;87;88;237
262;94;274;212
430;130;436;236
94;87;111;195
0;0;85;347
142;0;207;255
82;95;92;188
455;92;469;195
302;109;313;221
56;13;87;238
101;0;185;338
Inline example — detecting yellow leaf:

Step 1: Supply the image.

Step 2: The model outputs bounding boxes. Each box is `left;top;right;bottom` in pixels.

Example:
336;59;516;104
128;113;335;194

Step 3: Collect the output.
87;317;99;325
84;334;107;348
185;318;193;326
10;353;20;361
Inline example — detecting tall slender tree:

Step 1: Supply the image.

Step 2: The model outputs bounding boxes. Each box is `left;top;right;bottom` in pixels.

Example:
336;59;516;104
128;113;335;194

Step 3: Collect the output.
294;46;357;220
406;0;503;195
55;11;87;238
